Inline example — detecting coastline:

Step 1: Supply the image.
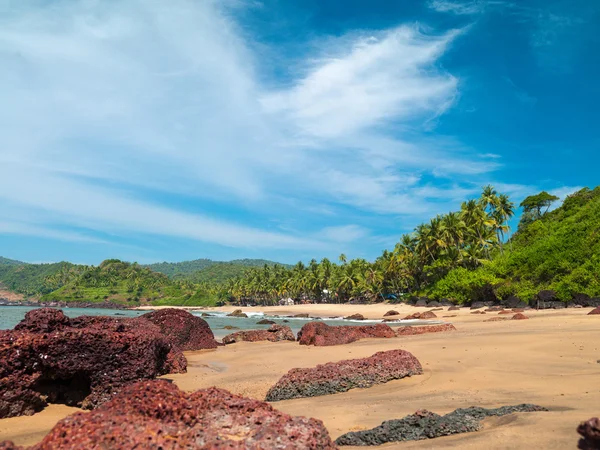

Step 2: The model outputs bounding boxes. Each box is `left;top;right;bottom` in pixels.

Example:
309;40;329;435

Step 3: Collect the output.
2;304;599;448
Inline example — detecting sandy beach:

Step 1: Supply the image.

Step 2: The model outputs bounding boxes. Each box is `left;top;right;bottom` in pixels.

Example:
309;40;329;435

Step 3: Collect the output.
2;304;599;449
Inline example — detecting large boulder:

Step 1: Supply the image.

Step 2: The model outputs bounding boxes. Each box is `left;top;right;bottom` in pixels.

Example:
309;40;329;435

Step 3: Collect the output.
257;319;276;325
139;308;218;350
0;309;185;419
512;313;529;320
297;322;395;346
415;298;429;307
344;313;365;320
501;295;528;309
2;380;336;449
227;309;248;318
265;350;422;401
396;324;456;336
403;311;437;320
383;310;400;317
577;417;600;450
588;307;600;315
222;325;295;345
335;404;547;446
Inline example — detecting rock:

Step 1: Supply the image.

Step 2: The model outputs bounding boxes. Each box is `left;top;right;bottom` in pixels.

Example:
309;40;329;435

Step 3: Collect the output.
427;301;441;307
484;317;508;322
470;311;486;315
512;313;529;320
429;308;444;312
512;308;525;312
448;306;460;311
222;325;295;344
335;404;547;446
201;313;212;317
442;315;457;318
293;313;310;318
498;310;513;315
440;299;453;306
538;290;558;302
10;380;336;449
256;319;276;325
402;311;437;320
139;308;218;351
0;309;185;419
383;310;400;317
588;307;600;315
227;309;248;318
344;314;366;320
577;417;600;450
283;320;290;323
415;298;429;307
223;325;240;330
396;324;456;336
470;301;494;309
265;350;422;401
501;295;528;309
485;306;503;312
297;322;396;346
573;295;600;308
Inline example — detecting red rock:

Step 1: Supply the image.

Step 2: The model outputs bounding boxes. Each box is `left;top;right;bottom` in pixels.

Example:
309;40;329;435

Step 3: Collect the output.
344;313;366;320
222;325;295;344
483;317;508;322
498;310;513;315
8;380;336;449
448;306;460;311
266;350;422;401
139;308;218;351
383;310;400;317
0;309;188;419
470;311;486;315
395;324;456;336
402;311;437;320
297;322;395;346
588;307;600;315
578;417;600;450
512;313;529;320
442;315;457;318
512;308;525;312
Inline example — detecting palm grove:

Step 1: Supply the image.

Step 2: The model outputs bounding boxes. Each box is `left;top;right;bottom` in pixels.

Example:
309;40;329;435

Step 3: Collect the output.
225;186;518;305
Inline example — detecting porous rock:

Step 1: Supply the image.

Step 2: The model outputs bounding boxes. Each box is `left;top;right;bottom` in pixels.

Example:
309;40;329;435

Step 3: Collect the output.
344;313;366;320
0;309;186;419
403;311;437;320
577;417;600;450
383;310;400;317
4;380;337;449
395;324;456;336
335;404;547;446
265;350;422;401
222;325;295;345
227;309;248;318
297;322;395;346
448;306;460;311
512;313;529;320
588;307;600;315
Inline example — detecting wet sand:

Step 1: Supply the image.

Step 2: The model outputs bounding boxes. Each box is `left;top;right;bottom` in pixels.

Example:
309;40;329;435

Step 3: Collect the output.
2;306;599;449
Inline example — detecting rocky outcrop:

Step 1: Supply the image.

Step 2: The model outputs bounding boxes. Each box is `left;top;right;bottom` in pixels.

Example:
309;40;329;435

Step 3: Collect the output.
344;313;366;320
403;311;437;320
3;380;337;449
222;325;295;344
297;322;395;346
588;307;600;315
395;324;456;336
265;350;422;402
139;308;218;350
257;319;276;325
383;310;400;317
577;417;600;450
335;404;547;446
502;295;528;309
448;305;460;311
227;309;248;318
0;309;185;419
512;313;529;320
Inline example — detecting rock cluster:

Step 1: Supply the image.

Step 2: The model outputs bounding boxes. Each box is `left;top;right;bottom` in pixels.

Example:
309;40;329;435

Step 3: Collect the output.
222;325;295;345
403;311;437;320
395;324;456;336
265;350;422;401
0;380;337;449
297;322;395;346
335;404;547;446
577;417;600;450
227;309;248;318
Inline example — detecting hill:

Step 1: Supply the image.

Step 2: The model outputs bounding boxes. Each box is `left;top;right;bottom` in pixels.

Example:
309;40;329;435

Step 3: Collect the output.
147;258;287;281
42;259;219;306
0;262;84;296
0;257;25;266
429;187;600;303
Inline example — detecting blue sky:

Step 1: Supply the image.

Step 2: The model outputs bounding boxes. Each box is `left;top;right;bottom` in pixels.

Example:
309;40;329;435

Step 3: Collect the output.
0;0;598;265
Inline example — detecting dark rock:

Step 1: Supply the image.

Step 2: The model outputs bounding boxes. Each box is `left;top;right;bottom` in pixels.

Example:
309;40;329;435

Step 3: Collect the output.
344;314;366;320
484;317;508;322
512;313;529;320
222;325;295;344
223;325;240;330
470;311;486;315
383;310;400;317
415;298;429;307
440;299;453;306
257;319;276;325
297;322;395;346
470;301;494;309
11;380;336;449
485;306;503;312
0;309;185;419
265;350;422;401
443;315;457;318
429;308;444;312
227;309;248;318
498;310;513;315
578;417;600;450
140;308;218;351
538;290;557;302
537;300;566;309
201;313;212;317
396;324;456;336
448;306;460;311
335;404;547;446
283;320;290;323
427;301;441;307
501;295;528;309
293;313;310;318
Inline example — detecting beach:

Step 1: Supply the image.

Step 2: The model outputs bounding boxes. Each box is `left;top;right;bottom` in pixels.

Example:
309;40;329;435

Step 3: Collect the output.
1;304;598;448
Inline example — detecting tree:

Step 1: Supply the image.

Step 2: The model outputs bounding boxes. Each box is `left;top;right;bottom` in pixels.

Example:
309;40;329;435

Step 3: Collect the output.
518;191;559;230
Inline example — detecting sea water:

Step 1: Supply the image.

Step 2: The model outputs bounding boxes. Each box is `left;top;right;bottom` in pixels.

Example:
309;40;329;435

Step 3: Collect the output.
0;306;434;338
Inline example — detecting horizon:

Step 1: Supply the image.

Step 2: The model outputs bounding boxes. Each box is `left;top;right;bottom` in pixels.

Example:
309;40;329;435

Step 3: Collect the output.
1;0;598;265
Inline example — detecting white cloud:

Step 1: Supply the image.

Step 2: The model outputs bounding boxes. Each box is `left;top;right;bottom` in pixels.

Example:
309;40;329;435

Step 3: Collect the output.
428;0;484;15
0;0;500;258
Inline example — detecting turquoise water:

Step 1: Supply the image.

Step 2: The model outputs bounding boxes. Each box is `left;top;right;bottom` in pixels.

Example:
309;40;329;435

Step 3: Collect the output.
0;306;430;339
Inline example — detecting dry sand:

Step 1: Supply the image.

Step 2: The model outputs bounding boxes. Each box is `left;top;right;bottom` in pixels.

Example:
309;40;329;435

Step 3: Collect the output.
2;305;599;449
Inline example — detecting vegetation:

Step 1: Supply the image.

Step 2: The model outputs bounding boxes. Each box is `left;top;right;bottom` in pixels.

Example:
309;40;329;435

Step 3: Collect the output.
0;262;84;296
146;258;285;280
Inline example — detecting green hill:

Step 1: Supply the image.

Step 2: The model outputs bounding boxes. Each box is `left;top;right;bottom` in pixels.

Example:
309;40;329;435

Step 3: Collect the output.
0;257;24;266
429;187;600;303
147;258;287;281
0;262;84;296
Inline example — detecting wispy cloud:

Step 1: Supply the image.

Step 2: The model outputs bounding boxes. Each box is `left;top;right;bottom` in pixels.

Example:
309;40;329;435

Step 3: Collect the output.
428;0;484;15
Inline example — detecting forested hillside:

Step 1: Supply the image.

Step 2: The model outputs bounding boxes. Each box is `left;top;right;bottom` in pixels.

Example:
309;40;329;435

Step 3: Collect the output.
147;258;286;279
0;262;85;296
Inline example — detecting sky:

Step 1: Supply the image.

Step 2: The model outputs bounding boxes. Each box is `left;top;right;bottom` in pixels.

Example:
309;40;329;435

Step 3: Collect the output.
0;0;598;265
